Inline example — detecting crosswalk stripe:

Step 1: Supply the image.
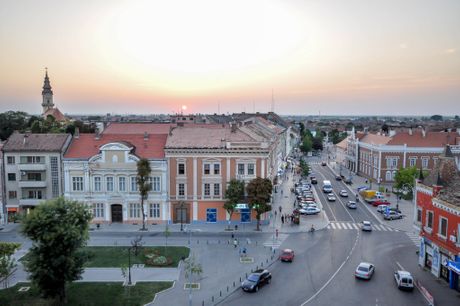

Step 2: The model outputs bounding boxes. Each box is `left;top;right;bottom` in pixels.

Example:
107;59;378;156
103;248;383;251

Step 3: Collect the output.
330;223;336;229
373;225;382;231
341;223;347;229
352;223;359;230
335;223;342;229
379;225;387;231
346;223;353;229
387;227;393;232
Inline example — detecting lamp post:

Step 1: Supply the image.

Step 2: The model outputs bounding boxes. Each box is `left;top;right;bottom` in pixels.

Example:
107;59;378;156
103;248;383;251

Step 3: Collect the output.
180;202;185;232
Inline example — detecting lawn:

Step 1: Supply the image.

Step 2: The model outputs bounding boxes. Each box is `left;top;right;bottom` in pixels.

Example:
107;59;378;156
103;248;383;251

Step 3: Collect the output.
0;282;172;306
84;246;189;267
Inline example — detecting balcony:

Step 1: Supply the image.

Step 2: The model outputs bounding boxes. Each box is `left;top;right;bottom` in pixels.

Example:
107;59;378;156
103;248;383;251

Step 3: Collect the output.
18;180;47;188
18;163;47;171
19;198;45;206
236;174;256;181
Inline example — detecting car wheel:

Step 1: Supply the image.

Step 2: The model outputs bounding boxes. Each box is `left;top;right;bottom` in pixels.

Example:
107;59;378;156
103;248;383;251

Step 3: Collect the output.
255;286;259;292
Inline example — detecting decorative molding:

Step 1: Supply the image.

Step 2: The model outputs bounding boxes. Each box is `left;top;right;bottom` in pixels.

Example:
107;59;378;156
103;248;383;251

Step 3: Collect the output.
432;198;460;216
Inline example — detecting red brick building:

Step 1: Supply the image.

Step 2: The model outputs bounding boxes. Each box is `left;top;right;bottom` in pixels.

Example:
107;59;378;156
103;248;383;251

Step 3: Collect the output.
415;146;460;292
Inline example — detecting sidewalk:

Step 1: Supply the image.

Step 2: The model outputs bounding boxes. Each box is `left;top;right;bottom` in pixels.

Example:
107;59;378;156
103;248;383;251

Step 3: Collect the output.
327;161;416;233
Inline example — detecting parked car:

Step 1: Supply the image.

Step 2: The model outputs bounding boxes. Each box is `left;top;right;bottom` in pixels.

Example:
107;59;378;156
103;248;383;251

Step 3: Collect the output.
300;207;321;215
279;249;295;262
321;161;327;166
327;194;336;201
335;175;342;181
394;270;414;291
362;221;372;231
377;204;390;213
372;199;391;207
355;262;375;280
300;200;316;206
339;190;348;197
344;178;353;185
241;269;272;292
311;177;318;184
346;201;357;209
384;211;403;220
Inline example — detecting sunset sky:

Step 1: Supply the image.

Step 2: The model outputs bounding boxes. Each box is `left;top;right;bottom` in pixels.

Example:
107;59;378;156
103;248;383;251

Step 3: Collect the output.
0;0;459;116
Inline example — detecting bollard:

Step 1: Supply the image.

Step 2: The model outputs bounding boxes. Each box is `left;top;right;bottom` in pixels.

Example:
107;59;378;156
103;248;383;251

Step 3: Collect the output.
220;290;222;297
256;265;258;270
227;286;229;292
212;296;214;302
261;262;263;267
202;301;204;306
228;240;229;244
240;277;241;282
266;259;268;263
246;272;248;277
233;281;235;287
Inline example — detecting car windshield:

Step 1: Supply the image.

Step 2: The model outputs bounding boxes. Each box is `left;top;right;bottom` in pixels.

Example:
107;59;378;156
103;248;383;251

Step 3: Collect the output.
248;275;259;282
282;252;291;256
358;266;369;272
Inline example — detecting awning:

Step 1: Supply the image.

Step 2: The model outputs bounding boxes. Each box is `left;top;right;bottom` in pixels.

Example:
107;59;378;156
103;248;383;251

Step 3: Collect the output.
447;261;460;274
7;207;18;212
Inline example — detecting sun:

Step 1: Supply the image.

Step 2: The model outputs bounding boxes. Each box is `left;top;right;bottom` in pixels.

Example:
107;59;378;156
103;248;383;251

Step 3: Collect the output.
181;105;187;111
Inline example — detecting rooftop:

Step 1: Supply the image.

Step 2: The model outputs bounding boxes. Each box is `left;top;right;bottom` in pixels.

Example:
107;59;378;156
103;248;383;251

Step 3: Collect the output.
3;133;71;152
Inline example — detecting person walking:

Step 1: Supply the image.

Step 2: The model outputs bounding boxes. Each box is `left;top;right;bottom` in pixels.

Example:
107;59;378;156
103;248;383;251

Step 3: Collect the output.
281;215;285;224
279;206;282;213
233;238;238;248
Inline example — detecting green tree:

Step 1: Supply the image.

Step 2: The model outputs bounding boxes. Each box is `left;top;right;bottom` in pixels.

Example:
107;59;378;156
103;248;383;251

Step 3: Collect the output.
300;135;312;153
137;158;152;231
246;177;273;231
0;111;28;140
21;198;92;304
0;242;21;288
430;115;443;121
394;166;418;199
224;179;245;229
312;137;323;151
184;253;203;306
299;160;310;177
299;122;305;136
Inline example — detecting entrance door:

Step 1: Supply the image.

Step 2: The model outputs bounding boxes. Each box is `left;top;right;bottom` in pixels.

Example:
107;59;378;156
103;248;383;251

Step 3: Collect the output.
111;204;123;223
206;208;217;223
240;208;251;223
175;206;188;224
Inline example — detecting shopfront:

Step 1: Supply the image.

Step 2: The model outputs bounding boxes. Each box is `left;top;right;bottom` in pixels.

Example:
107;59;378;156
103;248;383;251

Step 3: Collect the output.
447;257;460;292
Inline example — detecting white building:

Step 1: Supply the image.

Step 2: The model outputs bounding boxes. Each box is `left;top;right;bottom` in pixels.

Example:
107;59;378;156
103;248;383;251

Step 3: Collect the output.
63;133;168;224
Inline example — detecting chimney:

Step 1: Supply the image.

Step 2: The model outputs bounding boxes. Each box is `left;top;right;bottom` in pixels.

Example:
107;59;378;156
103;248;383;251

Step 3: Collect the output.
421;128;426;138
144;131;149;141
363;127;368;134
169;126;174;136
74;127;80;139
95;130;100;140
231;123;237;133
389;129;396;137
408;128;413;136
23;134;29;145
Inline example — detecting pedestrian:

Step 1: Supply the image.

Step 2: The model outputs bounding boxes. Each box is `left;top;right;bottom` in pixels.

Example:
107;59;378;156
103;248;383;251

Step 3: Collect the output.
281;215;285;224
274;210;277;218
281;189;284;195
233;238;238;248
231;232;234;239
279;206;282;213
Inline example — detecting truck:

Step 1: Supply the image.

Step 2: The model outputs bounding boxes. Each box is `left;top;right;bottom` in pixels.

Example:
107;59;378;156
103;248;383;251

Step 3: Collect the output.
360;190;385;203
322;180;333;193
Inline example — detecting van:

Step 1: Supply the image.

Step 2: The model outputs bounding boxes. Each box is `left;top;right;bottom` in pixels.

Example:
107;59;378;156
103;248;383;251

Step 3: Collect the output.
322;180;333;193
394;271;414;291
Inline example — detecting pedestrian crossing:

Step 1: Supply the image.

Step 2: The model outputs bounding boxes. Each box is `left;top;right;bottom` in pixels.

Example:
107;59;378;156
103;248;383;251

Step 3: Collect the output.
406;232;421;248
263;233;289;249
326;221;399;232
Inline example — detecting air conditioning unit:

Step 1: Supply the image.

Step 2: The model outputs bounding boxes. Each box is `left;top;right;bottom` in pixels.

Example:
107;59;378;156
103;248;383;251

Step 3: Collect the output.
21;171;26;176
449;235;457;243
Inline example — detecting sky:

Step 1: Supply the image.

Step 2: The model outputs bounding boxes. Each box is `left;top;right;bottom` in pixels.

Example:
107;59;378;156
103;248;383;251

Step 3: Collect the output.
0;0;459;116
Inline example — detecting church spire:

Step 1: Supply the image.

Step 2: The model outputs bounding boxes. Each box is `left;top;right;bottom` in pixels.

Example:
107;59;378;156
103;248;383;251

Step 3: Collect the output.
41;67;54;113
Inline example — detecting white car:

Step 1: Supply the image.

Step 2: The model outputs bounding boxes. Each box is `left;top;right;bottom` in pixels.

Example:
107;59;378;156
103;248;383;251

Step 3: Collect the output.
300;207;320;215
394;271;414;291
377;204;389;213
339;190;348;197
301;203;318;209
327;194;336;201
355;262;375;280
361;221;372;231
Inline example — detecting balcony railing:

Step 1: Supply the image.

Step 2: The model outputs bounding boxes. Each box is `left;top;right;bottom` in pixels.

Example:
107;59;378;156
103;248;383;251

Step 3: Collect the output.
18;164;47;171
18;180;47;188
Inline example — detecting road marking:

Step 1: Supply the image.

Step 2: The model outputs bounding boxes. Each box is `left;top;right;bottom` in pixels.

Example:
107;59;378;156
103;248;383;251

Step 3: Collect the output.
352;223;359;230
396;261;405;270
345;223;353;229
341;222;348;229
335;223;342;229
330;223;336;229
373;225;382;231
387;227;393;232
301;225;361;305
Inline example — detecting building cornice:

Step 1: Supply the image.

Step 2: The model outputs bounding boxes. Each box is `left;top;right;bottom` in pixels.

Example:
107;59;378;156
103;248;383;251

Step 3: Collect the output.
416;182;433;196
432;198;460;216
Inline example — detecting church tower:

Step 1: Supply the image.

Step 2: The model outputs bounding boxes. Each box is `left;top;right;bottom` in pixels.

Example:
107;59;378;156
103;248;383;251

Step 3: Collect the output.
41;68;54;113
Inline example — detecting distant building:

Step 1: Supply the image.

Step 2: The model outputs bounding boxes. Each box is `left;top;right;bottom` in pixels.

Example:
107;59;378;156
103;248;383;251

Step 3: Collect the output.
2;133;72;221
0;142;4;224
415;146;460;292
41;69;67;122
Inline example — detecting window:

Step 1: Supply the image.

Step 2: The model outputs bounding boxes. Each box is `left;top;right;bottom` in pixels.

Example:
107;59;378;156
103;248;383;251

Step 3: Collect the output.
178;183;185;196
213;183;220;196
422;157;429;169
27;190;42;199
26;156;42;164
94;177;101;191
7;156;15;164
386;171;391;181
214;164;220;175
416;208;422;223
439;217;447;238
106;176;114;192
93;203;104;218
149;203;160;218
27;173;42;181
8;173;16;181
131;177;138;192
178;163;185;175
129;203;141;218
204;164;211;175
409;157;416;167
119;177;126;192
247;163;255;175
426;211;433;229
72;177;84;191
237;164;245;175
152;176;161;192
8;191;17;199
204;183;211;196
50;156;59;198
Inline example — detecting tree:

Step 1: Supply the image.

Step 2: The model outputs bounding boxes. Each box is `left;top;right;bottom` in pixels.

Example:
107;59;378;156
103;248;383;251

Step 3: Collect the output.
0;111;28;140
430;115;443;121
0;242;21;288
184;253;203;306
300;136;312;153
312;137;323;151
224;179;245;229
299;122;305;136
21;198;92;304
246;177;273;231
137;158;152;231
299;160;310;177
393;166;418;199
381;123;389;134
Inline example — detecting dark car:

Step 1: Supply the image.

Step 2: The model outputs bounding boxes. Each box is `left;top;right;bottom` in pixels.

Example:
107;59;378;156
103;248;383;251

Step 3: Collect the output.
335;175;342;181
311;177;318;184
280;249;295;262
344;178;353;185
321;161;327;166
241;269;272;292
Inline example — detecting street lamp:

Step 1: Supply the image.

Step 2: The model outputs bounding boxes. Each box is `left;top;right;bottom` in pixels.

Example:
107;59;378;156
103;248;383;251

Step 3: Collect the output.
180;202;185;232
395;183;412;211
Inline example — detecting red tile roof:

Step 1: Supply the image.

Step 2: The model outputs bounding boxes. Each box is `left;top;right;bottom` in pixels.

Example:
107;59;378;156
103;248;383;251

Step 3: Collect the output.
103;122;224;135
360;133;392;145
43;107;67;121
64;133;167;159
388;131;459;147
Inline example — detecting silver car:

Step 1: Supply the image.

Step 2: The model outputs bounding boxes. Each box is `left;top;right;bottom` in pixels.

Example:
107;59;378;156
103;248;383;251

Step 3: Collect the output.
327;194;336;201
355;262;375;280
362;221;372;231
